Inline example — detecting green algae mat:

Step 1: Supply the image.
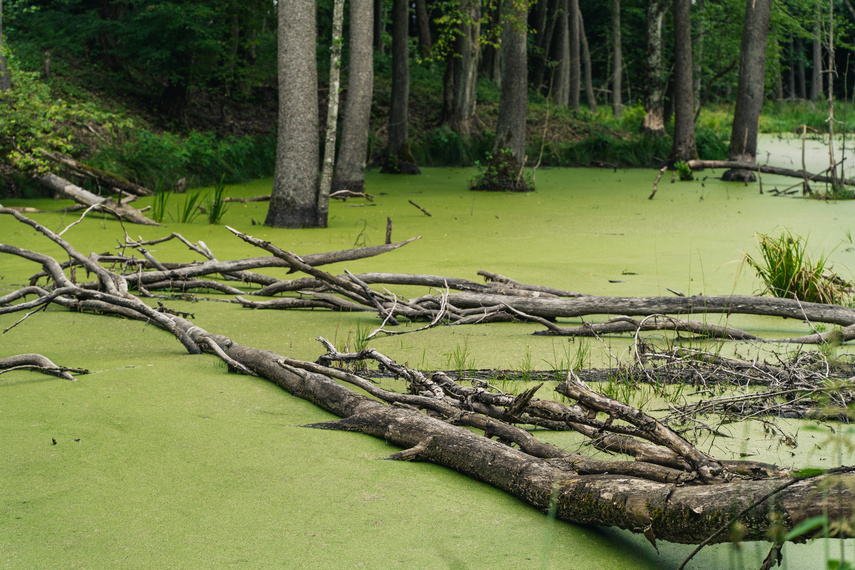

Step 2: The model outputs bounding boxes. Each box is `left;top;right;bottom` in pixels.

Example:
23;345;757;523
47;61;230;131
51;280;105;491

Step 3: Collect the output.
3;165;855;568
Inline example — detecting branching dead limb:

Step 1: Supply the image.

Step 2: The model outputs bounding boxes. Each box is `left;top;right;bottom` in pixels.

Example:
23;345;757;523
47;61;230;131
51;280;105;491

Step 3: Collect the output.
0;353;87;381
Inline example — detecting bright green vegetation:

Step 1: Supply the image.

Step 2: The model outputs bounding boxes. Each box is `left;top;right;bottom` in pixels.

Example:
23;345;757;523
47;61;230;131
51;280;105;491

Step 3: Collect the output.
3;161;855;567
744;229;852;305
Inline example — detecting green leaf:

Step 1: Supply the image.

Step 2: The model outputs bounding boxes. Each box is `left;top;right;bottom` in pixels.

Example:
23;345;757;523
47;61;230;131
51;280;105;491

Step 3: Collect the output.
784;516;827;541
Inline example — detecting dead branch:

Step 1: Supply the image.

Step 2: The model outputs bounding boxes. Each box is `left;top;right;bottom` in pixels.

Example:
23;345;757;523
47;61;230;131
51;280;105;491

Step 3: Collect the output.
0;353;87;381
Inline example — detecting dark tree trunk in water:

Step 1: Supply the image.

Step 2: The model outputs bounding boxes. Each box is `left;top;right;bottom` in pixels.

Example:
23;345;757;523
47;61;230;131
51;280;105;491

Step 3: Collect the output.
384;0;420;174
493;0;527;164
332;0;374;194
265;0;320;228
441;0;480;136
640;0;669;136
670;0;696;162
611;0;622;117
724;0;772;182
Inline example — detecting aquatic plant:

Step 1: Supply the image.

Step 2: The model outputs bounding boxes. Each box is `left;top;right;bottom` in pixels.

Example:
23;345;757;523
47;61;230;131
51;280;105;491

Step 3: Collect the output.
207;175;230;225
743;230;851;305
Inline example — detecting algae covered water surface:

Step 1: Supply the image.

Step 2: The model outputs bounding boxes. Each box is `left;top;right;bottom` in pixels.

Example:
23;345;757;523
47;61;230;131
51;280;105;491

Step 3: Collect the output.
2;164;855;568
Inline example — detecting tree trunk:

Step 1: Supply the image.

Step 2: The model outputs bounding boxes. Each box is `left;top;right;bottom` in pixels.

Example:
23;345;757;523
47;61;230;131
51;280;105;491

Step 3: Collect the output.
373;0;385;54
553;0;570;105
692;0;705;111
440;0;481;136
796;36;806;99
317;0;345;228
414;0;432;59
332;0;374;194
568;0;580;111
640;0;668;136
480;2;502;84
528;0;552;92
811;25;823;100
578;9;597;113
265;0;320;228
493;0;528;164
611;0;622;117
384;0;419;174
670;0;696;162
787;40;796;99
724;0;772;181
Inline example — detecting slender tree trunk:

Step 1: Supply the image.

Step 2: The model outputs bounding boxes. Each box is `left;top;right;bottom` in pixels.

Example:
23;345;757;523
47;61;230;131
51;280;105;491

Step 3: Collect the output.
578;9;597;113
811;18;823;100
787;40;796;99
724;0;772;181
441;0;481;136
640;0;668;136
554;0;570;105
529;0;551;91
611;0;622;117
493;0;528;164
692;0;705;111
373;0;385;54
332;0;374;194
796;36;806;99
265;0;320;228
670;0;695;162
414;0;432;58
480;1;503;84
317;0;345;228
384;0;419;173
827;0;839;187
569;0;580;111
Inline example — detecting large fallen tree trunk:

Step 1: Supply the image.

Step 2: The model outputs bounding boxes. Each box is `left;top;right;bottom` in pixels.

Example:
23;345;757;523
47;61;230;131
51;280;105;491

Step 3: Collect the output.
686;159;855;188
38;150;153;196
36;172;161;226
2;207;855;557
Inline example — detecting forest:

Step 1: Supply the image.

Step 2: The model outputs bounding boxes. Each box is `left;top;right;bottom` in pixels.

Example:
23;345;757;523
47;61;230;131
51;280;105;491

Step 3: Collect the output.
5;1;855;569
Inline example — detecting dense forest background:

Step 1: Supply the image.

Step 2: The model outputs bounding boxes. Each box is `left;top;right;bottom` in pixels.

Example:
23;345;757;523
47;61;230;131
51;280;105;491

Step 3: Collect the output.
1;0;854;196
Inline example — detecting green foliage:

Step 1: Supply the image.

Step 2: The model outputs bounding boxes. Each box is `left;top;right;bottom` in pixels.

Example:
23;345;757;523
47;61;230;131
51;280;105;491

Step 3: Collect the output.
743;230;851;305
89;130;276;190
151;189;171;224
206;175;230;225
411;127;494;167
674;160;694;181
469;148;533;192
175;190;204;224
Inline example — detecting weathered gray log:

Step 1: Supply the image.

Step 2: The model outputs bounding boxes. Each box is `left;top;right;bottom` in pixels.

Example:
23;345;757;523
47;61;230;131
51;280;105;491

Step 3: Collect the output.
38;150;153;196
0;353;85;381
687;159;855;187
35;172;161;226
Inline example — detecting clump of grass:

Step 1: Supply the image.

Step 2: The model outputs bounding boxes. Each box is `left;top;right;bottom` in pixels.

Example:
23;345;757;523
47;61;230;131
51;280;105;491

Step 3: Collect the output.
743;230;851;305
151;189;172;224
207;175;229;224
175;190;204;223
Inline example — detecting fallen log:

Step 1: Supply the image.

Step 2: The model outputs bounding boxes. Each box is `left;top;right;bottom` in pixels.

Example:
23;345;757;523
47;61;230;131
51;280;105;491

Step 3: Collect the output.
35;172;161;226
3;209;855;554
687;159;855;187
38;150;153;196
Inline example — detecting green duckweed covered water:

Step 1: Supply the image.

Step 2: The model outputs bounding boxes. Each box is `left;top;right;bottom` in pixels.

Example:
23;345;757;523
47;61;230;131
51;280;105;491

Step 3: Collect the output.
2;156;855;568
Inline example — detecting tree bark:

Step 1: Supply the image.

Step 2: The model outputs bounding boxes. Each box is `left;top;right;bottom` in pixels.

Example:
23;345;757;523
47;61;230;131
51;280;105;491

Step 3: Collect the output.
553;0;570;105
414;0;432;59
317;0;345;228
384;0;419;174
568;0;580;111
266;0;320;228
528;0;552;92
578;8;597;113
373;0;385;54
795;36;806;99
611;0;623;117
440;0;481;136
493;0;528;164
670;0;696;162
725;0;772;181
640;0;669;136
332;0;374;194
811;24;823;100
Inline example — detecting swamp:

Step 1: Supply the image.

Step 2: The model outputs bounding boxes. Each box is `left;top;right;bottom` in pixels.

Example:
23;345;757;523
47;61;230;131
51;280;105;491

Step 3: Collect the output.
3;135;855;568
